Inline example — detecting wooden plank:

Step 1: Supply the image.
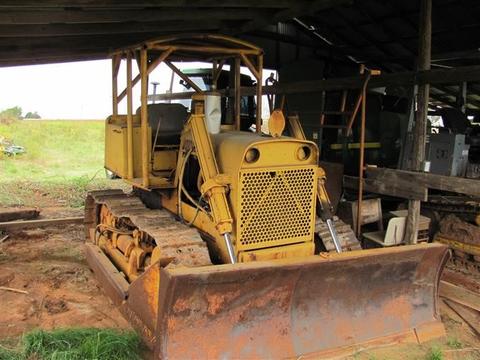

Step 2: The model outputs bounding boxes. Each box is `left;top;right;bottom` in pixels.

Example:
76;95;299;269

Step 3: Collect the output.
343;175;427;201
440;280;480;312
0;8;266;25
0;20;221;37
0;208;39;222
150;65;480;103
0;0;295;8
443;300;480;337
0;217;83;231
366;167;480;198
404;0;432;245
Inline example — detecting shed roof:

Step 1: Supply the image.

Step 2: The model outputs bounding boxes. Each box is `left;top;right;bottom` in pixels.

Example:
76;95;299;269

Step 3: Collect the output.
1;0;479;108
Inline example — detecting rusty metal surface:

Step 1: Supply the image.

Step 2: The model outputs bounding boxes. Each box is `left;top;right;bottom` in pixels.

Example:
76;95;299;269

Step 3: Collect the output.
85;243;129;306
154;243;449;359
120;262;161;350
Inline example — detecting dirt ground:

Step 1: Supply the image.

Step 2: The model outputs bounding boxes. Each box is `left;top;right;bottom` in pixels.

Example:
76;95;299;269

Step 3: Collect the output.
0;207;130;349
0;206;479;359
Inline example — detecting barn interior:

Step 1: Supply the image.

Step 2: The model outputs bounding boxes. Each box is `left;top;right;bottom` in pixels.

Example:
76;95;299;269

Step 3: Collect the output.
1;1;480;359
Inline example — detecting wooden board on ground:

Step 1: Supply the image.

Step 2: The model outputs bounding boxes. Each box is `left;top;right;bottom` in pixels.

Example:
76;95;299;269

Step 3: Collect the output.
0;207;40;222
0;217;83;231
440;280;480;312
443;300;480;337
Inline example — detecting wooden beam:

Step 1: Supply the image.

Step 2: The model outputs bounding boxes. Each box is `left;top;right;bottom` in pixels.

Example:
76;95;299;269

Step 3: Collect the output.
251;65;480;95
0;0;295;8
405;0;432;245
443;300;480;338
148;65;480;101
234;57;241;130
240;53;261;80
165;61;203;93
366;167;480;198
343;175;427;201
0;217;83;231
0;20;222;37
0;208;39;222
440;281;480;312
256;54;263;133
0;8;266;25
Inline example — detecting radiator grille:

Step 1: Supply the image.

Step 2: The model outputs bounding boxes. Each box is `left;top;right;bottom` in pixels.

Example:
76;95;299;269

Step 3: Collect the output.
238;167;316;249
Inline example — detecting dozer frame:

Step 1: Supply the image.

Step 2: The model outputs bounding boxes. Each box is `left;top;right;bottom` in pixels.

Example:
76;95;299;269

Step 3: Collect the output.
85;34;450;359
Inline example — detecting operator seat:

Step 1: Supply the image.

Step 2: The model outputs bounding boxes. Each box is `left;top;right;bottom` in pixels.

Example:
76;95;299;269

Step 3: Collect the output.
136;103;189;146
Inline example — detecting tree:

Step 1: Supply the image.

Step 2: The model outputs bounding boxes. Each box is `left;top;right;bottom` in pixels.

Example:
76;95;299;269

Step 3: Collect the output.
0;106;22;124
25;111;41;119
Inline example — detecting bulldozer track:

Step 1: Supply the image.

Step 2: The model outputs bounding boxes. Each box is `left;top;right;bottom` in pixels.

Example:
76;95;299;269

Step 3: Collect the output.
315;217;361;252
85;189;212;268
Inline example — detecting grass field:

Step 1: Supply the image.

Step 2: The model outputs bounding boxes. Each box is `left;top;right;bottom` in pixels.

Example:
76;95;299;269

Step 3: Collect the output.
0;119;126;208
0;120;104;180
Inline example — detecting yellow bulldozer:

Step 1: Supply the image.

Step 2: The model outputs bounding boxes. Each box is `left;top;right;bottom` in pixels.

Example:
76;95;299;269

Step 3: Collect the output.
85;34;450;358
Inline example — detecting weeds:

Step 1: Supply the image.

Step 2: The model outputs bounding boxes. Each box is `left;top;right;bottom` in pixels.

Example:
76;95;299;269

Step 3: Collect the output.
446;337;463;349
426;346;443;360
0;328;142;360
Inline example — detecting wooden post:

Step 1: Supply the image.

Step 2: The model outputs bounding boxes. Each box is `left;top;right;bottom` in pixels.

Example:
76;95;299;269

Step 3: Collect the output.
356;65;367;237
234;57;241;130
111;54;120;119
256;54;263;134
404;0;432;245
126;51;134;179
140;48;150;188
460;82;467;113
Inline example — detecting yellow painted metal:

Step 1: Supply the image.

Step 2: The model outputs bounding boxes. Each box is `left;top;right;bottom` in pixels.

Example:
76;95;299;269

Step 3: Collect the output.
140;48;150;188
268;109;285;137
88;35;451;357
126;52;134;179
152;149;177;172
188;105;233;236
236;166;317;251
288;115;307;140
104;116;151;179
238;241;314;262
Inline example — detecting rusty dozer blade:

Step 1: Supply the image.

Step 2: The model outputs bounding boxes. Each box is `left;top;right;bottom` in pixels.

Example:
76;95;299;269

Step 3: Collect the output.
111;243;450;359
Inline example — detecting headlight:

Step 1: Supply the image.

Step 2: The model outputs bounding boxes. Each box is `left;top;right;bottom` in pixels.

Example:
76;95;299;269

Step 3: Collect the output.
245;148;260;163
297;145;311;161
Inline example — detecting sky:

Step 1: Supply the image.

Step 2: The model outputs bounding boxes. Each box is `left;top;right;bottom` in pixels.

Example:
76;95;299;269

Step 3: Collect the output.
0;59;273;120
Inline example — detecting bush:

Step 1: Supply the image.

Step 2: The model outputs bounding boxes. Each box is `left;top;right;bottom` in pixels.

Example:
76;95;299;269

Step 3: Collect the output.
0;106;22;124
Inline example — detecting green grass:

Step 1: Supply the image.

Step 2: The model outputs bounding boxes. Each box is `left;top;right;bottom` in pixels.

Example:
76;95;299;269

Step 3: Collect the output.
425;346;444;360
446;337;463;349
0;328;142;360
0;120;105;181
0;120;130;208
